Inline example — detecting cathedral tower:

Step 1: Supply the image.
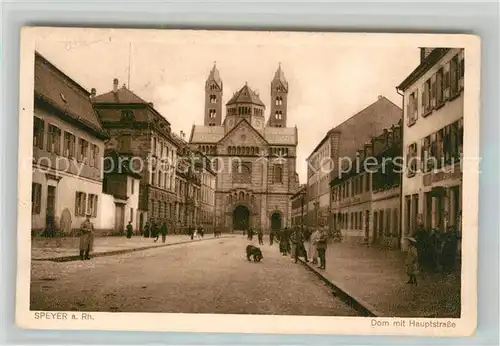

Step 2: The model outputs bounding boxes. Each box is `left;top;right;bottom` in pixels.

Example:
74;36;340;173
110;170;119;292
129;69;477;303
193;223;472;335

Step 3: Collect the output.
268;63;288;128
204;63;223;126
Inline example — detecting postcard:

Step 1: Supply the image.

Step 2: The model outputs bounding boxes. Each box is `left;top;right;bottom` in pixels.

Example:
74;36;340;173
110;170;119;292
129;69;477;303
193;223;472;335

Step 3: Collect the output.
16;27;480;336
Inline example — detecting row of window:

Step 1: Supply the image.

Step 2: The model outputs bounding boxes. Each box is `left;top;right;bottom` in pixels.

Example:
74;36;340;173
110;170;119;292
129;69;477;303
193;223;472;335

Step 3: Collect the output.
332;173;371;202
406;118;464;177
407;50;464;126
227;107;265;117
308;143;331;176
227;146;290;157
33;117;100;167
75;192;98;218
152;136;176;162
274;111;284;120
151;169;175;190
332;208;399;237
209;95;218;103
275;96;284;105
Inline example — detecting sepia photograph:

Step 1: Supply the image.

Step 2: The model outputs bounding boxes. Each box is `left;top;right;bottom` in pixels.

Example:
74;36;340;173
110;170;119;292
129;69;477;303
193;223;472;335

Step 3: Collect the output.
16;28;480;336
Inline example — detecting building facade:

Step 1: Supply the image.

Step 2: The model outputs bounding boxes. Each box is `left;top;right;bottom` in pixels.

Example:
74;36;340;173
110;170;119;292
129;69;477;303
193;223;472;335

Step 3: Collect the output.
92;79;178;233
330;121;402;248
101;151;142;234
189;64;299;233
171;132;216;233
32;52;108;235
397;48;464;250
290;184;307;227
306;96;403;229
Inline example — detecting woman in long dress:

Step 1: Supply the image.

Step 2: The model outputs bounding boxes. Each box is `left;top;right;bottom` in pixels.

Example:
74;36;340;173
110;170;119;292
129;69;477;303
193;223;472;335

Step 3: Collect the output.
309;228;319;264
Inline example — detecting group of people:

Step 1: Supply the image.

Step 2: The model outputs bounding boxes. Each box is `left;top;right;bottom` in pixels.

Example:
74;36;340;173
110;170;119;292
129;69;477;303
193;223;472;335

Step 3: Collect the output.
141;220;169;243
243;228;264;245
257;220;329;270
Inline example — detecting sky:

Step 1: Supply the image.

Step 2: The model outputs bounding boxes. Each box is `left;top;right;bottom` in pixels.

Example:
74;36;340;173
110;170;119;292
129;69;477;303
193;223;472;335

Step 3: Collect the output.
36;29;420;184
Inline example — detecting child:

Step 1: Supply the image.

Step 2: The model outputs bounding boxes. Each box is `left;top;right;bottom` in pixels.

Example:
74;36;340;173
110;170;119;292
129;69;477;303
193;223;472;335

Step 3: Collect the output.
406;237;419;285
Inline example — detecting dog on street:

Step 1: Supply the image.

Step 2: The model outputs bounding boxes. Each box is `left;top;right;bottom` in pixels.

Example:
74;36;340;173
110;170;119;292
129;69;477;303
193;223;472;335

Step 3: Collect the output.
246;245;263;262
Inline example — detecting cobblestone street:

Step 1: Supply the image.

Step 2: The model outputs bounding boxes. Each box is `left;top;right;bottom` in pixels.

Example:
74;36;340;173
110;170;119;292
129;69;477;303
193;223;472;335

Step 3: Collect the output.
30;237;359;316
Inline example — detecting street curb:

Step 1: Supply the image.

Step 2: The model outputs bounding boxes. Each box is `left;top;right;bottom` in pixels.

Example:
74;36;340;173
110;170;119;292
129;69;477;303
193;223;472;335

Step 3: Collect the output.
33;236;235;262
297;258;381;317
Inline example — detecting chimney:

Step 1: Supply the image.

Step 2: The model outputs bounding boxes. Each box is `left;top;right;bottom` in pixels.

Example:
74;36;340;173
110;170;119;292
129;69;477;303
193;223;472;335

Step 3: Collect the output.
420;47;434;63
113;78;119;92
378;95;383;100
148;102;154;108
180;130;185;140
90;88;96;98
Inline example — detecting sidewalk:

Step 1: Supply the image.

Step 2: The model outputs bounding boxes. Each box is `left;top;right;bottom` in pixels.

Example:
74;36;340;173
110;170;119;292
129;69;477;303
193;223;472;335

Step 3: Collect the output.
301;241;461;318
32;235;231;262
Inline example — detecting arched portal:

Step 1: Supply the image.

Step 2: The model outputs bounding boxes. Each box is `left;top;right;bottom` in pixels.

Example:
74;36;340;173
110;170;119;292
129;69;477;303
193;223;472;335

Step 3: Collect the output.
270;212;282;230
233;205;250;231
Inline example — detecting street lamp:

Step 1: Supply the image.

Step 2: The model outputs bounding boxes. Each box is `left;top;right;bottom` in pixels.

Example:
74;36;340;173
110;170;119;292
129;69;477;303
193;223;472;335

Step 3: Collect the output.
296;190;307;263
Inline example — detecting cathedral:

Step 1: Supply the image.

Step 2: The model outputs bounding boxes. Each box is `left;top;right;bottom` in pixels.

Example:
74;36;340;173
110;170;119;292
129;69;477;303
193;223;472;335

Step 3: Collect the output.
189;63;299;233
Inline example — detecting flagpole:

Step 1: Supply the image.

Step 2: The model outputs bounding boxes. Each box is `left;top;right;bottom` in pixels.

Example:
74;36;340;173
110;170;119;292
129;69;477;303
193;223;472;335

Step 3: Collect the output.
127;42;131;89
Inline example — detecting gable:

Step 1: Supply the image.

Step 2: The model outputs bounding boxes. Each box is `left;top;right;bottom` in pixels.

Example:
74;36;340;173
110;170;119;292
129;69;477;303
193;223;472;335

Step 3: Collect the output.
218;119;268;147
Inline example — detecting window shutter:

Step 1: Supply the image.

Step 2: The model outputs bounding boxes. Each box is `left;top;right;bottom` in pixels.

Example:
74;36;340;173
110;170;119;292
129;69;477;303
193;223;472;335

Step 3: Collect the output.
75;192;79;216
406;100;412;126
459;50;465;90
430;76;436;108
414;92;419;121
421;89;426;116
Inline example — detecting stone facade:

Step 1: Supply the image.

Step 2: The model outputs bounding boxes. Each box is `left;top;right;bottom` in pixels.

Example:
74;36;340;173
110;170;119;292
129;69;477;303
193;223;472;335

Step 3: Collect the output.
190;64;299;233
92;79;178;233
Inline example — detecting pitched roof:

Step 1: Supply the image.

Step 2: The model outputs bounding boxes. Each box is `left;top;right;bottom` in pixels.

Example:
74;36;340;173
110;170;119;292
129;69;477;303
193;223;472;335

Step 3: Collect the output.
307;96;402;161
226;84;265;107
205;63;223;89
93;85;148;104
272;64;288;91
397;48;450;91
218;118;269;145
34;52;107;138
263;126;297;145
189;125;225;144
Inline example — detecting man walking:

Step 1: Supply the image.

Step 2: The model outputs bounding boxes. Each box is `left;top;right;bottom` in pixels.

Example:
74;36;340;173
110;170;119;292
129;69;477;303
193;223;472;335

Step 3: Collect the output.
79;214;94;260
126;221;133;239
257;228;264;245
309;226;319;264
293;227;309;263
269;229;275;246
315;221;328;270
161;220;168;243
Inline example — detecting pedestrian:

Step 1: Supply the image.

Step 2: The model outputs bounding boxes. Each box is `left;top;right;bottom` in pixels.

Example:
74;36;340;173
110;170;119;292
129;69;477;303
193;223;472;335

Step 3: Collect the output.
161;220;168;243
279;228;289;256
247;227;254;241
143;221;150;238
190;225;194;240
152;221;160;242
293;227;308;263
284;227;291;254
126;221;133;239
79;214;94;260
197;225;204;238
315;222;328;269
309;226;319;264
405;237;419;285
269;229;275;246
257;228;264;245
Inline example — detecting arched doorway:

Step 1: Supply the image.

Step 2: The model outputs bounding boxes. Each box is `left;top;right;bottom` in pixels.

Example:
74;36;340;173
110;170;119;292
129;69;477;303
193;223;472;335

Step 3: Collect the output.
233;205;250;231
270;212;282;230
